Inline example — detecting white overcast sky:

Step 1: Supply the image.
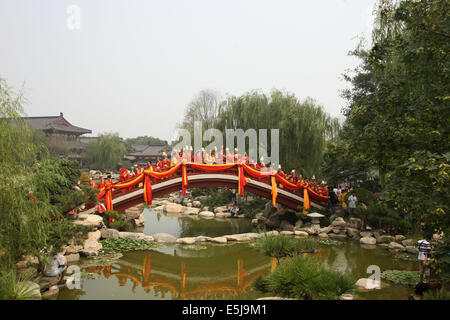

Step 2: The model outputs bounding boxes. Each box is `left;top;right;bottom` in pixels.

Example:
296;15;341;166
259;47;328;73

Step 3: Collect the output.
0;0;377;141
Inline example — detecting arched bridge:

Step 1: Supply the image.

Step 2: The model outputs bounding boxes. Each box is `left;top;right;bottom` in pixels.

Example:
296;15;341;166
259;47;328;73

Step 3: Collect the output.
83;162;329;214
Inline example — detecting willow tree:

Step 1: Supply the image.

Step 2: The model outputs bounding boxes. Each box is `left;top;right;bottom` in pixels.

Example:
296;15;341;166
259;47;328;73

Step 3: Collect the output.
0;77;53;267
86;133;127;170
216;90;340;176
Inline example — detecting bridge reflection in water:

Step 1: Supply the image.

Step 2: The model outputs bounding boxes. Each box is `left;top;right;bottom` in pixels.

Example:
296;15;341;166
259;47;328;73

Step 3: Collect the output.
83;245;274;300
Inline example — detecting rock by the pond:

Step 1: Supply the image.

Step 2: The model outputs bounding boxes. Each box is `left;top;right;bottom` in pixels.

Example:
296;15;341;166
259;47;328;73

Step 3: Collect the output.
81;238;102;257
18;281;41;299
164;203;185;213
251;218;258;225
202;206;210;211
135;214;145;227
395;235;406;241
225;235;251;242
402;239;414;247
340;294;354;300
137;234;154;242
38;276;60;288
331;217;346;227
346;227;360;238
360;237;377;245
405;246;419;254
195;235;212;242
154;205;165;212
42;285;59;299
184;207;200;215
88;230;101;241
235;214;246;219
320;226;333;234
280;231;294;236
210;237;227;244
176;237;196;245
360;231;373;238
388;242;406;252
65;253;80;263
74;214;104;228
377;235;396;244
294;220;304;229
118;232;141;240
153;233;177;243
64;244;83;255
101;228;120;239
215;212;232;218
199;211;215;218
192;201;202;208
264;230;280;236
124;205;144;219
294;231;309;237
355;278;381;290
214;206;229;213
318;233;329;239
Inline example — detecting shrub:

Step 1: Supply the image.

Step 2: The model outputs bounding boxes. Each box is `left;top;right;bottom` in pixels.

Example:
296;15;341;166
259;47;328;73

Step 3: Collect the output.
256;255;355;300
252;234;316;263
103;210;132;231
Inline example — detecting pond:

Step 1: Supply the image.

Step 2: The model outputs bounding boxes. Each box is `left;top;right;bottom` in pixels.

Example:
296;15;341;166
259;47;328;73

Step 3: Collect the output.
57;209;418;300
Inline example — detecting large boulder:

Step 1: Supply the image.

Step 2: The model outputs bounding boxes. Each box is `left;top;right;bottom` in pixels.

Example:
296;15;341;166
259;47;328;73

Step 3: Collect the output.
402;239;414;247
215;212;232;218
331;217;346;227
118;232;141;240
388;242;406;252
214;206;229;213
124;204;144;219
164;204;185;213
199;211;215;218
210;237;227;244
176;237;196;245
154;205;165;212
81;239;102;256
395;235;406;241
100;228;120;239
318;233;329;239
294;220;303;230
42;285;59;300
346;227;360;239
377;235;396;244
137;234;154;242
192;201;202;208
18;281;41;300
87;230;101;241
184;208;200;215
320;226;333;234
74;214;104;228
63;244;83;255
360;231;373;238
135;214;145;227
294;231;309;237
360;237;377;245
153;233;177;243
280;231;294;236
329;234;347;239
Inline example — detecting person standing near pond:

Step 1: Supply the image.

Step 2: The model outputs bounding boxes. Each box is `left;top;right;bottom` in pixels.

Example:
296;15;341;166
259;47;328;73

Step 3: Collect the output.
327;188;339;216
418;234;433;283
347;192;357;217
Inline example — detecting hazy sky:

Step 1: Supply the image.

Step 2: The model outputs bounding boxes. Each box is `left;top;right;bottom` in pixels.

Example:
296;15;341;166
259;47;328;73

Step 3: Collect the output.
0;0;377;141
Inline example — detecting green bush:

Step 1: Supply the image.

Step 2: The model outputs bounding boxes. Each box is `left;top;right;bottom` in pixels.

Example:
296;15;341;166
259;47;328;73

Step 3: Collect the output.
103;210;132;231
0;269;40;300
256;255;354;300
109;220;132;231
252;234;316;263
47;220;93;252
201;189;234;208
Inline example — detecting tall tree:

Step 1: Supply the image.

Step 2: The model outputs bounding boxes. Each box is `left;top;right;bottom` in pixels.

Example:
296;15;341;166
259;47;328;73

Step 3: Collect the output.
86;133;127;170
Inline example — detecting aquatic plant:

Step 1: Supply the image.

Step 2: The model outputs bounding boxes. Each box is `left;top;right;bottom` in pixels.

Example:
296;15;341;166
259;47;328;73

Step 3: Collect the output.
381;270;420;286
254;255;355;300
100;238;161;254
0;269;40;300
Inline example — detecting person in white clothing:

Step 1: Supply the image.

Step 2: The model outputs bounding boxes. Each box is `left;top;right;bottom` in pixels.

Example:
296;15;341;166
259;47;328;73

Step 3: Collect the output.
417;234;433;283
44;252;68;284
347;192;357;217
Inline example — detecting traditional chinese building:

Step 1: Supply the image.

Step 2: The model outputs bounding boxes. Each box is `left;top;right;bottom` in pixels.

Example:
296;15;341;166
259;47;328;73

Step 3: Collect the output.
125;144;172;165
24;112;92;162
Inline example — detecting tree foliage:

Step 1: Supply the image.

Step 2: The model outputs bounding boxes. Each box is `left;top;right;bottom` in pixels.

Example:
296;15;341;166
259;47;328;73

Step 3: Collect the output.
86;133;127;170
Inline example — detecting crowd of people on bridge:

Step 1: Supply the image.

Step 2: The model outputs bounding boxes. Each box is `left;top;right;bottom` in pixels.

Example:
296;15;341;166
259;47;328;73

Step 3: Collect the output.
88;146;330;197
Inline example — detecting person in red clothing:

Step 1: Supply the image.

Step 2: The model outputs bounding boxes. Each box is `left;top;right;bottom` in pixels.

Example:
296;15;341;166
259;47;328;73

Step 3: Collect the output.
277;165;287;179
163;152;171;167
287;170;297;183
226;148;234;164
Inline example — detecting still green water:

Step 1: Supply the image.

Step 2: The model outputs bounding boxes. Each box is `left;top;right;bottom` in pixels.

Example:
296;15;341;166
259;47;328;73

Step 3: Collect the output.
58;209;418;300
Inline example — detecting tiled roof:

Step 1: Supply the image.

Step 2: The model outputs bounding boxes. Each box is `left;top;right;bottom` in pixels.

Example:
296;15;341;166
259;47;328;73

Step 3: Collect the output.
128;145;171;157
24;113;91;135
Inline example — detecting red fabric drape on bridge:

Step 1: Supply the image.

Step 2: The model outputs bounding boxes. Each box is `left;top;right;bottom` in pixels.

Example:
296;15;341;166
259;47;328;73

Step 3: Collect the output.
182;163;188;195
302;187;311;215
189;163;236;172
